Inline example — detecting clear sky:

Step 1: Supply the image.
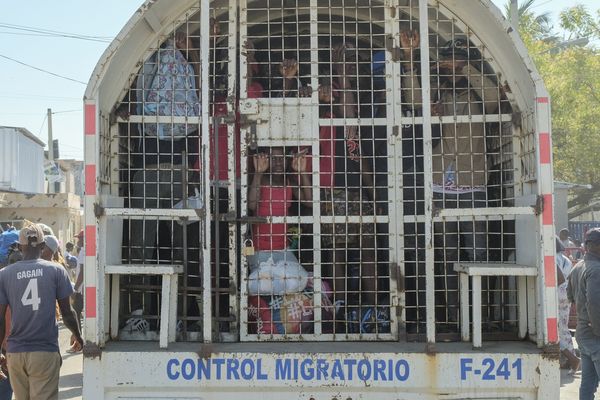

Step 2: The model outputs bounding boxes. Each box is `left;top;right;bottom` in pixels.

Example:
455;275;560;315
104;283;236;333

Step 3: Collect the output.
0;0;597;160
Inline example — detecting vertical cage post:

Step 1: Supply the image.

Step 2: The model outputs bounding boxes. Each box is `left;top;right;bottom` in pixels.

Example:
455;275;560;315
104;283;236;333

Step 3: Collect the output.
417;0;435;343
200;0;213;343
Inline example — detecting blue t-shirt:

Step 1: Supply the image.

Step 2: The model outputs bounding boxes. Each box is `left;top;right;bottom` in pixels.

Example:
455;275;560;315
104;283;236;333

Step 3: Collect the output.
0;258;74;353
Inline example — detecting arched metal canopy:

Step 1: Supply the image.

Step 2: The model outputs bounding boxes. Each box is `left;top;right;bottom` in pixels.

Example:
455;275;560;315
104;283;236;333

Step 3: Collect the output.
85;0;547;123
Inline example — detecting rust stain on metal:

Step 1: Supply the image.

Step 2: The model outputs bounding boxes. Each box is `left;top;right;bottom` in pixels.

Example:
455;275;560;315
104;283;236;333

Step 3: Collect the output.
425;342;436;355
82;341;102;359
392;263;405;293
423;350;439;389
197;343;214;359
541;343;560;360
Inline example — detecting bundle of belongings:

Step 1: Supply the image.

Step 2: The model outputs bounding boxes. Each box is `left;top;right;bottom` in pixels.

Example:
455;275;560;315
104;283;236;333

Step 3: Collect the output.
247;257;334;335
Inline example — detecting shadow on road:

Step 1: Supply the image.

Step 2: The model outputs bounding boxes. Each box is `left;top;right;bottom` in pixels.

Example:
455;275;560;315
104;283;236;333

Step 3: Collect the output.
59;386;83;400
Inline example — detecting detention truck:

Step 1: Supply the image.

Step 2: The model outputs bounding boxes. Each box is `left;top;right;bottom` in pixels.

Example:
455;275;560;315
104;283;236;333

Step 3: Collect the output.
82;0;560;398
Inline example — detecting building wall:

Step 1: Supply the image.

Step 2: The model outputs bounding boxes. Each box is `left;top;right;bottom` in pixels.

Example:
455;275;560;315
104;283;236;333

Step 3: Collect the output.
0;192;82;248
0;127;44;194
554;188;569;233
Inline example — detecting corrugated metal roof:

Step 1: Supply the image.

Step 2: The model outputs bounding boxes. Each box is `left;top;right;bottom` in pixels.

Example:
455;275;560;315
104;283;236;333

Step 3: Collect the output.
0;126;46;147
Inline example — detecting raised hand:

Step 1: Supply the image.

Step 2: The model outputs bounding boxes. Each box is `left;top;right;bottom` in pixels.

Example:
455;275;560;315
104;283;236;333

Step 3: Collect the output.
291;152;308;172
400;30;420;59
436;59;467;80
253;153;270;174
299;85;313;98
331;42;356;77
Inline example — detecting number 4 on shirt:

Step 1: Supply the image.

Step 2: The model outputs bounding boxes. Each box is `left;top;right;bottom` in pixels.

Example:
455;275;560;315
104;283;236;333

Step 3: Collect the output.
21;278;41;311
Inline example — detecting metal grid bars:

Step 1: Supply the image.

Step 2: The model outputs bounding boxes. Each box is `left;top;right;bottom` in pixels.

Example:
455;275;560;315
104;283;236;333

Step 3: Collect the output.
238;0;396;341
113;7;208;342
102;0;540;345
207;0;238;342
400;1;525;342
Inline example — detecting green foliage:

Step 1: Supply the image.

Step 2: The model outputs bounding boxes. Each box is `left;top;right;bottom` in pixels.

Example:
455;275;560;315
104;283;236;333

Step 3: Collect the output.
503;0;552;39
559;5;600;40
519;4;600;216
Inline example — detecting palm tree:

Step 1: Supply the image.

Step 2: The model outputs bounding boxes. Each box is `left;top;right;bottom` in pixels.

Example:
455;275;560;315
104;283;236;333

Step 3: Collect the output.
503;0;552;38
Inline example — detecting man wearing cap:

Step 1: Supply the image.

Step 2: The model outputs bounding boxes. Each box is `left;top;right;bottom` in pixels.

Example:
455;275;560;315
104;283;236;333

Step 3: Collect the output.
41;235;59;262
400;30;503;327
571;228;600;399
0;224;83;400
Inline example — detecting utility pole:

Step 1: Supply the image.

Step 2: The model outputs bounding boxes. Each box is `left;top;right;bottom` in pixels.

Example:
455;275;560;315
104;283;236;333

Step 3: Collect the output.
510;0;519;32
47;108;54;193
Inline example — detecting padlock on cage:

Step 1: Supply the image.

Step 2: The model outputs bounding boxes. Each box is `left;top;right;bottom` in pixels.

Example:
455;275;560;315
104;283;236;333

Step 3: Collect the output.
242;238;255;257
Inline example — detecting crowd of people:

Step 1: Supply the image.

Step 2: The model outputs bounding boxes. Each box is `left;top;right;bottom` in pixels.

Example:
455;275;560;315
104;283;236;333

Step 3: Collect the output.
0;223;84;399
552;226;600;399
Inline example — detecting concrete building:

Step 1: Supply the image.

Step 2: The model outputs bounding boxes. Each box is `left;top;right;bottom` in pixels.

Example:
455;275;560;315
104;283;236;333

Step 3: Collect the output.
0;192;82;247
0;126;45;193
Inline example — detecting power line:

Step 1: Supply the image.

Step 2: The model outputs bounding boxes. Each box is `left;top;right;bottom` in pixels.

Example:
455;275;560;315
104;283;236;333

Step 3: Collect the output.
52;109;82;114
530;0;555;9
38;114;47;136
0;91;80;101
59;143;84;151
0;95;80;102
0;22;112;43
0;54;87;85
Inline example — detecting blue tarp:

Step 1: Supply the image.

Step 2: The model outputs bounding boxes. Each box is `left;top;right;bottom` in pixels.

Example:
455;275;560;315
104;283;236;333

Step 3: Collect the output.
0;228;19;264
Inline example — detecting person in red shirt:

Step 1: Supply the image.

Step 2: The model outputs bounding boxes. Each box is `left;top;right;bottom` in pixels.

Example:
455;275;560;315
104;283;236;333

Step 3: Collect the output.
247;147;312;270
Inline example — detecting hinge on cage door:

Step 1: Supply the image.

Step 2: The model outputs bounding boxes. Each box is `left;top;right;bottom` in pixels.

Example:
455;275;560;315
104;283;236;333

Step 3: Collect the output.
385;0;399;9
218;212;267;224
391;263;405;293
246;123;258;151
94;203;105;218
386;35;402;62
212;113;237;126
386;1;398;18
534;195;544;216
83;342;102;359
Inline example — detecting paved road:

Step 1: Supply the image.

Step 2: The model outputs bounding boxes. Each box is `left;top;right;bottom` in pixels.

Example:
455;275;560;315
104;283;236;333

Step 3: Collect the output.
58;324;82;400
53;325;588;400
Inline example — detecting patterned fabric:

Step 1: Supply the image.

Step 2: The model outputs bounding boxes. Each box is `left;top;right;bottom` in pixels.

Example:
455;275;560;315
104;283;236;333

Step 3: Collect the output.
137;40;200;139
558;283;575;353
557;252;575;352
247;279;334;335
321;189;375;246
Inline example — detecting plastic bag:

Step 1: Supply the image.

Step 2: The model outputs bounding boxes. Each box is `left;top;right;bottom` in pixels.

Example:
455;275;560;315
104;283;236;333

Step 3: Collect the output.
247;257;309;296
173;188;203;225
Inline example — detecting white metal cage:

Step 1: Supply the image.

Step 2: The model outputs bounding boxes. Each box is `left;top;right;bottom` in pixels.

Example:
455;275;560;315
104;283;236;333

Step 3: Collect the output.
83;0;557;349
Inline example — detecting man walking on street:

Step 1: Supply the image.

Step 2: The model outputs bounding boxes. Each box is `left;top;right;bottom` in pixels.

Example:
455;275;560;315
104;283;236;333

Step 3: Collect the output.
0;224;83;400
570;228;600;399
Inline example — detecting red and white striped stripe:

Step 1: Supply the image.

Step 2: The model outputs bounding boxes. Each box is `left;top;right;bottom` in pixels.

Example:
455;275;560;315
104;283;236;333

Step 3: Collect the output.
83;101;98;338
536;96;558;344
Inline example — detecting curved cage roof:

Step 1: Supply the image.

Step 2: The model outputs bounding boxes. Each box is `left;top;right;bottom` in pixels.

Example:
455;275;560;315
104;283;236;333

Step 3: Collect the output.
85;0;547;121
